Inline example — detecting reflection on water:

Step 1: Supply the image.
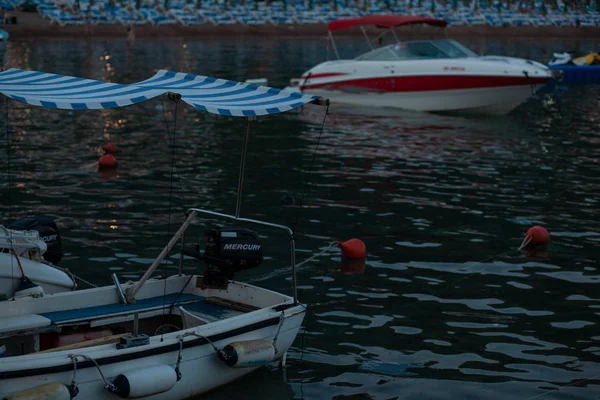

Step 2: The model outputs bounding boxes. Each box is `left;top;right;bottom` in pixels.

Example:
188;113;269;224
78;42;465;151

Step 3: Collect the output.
1;37;599;399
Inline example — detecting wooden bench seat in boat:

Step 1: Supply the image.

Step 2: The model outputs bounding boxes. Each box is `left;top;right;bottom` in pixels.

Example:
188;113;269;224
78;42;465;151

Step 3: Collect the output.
37;332;131;353
37;294;246;326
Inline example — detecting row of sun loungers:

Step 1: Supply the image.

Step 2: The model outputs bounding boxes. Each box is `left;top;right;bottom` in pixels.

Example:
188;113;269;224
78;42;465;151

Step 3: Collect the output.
15;0;600;27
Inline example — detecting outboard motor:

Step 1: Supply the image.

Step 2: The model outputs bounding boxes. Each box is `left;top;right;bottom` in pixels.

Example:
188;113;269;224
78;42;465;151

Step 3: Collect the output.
204;228;263;278
183;228;263;288
7;217;63;265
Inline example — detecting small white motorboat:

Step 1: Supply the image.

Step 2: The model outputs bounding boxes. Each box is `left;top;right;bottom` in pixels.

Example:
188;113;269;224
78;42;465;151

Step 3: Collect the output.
0;68;333;399
0;218;76;299
285;15;558;115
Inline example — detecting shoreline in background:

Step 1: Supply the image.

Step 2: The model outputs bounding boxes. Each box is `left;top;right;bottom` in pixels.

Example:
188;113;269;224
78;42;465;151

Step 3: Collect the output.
2;11;600;39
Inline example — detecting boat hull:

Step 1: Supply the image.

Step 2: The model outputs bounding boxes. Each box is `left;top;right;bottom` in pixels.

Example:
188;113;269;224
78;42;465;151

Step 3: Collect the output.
0;306;305;399
288;84;547;115
289;55;554;115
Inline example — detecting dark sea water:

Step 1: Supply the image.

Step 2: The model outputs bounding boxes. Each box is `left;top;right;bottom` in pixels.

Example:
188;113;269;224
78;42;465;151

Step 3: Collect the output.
1;36;599;399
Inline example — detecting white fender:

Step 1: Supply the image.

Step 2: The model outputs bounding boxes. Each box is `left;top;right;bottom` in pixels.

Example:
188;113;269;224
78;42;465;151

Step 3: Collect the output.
218;339;276;368
110;365;177;399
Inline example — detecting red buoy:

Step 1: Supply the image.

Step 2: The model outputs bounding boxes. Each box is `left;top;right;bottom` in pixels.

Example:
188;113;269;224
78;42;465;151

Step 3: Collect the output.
98;154;118;170
520;225;550;249
338;238;366;259
102;143;120;154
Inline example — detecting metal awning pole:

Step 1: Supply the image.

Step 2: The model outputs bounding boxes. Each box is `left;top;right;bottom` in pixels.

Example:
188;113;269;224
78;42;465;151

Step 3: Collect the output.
328;31;340;60
391;27;400;43
126;210;197;302
235;117;254;218
360;26;374;50
290;233;297;304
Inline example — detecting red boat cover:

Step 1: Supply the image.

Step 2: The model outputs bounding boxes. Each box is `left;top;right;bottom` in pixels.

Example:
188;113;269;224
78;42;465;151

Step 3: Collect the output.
327;15;448;31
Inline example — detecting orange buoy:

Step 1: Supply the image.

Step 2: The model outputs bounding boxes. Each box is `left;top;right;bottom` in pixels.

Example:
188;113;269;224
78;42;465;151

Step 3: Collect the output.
102;143;120;154
98;154;118;170
338;238;366;259
520;226;550;249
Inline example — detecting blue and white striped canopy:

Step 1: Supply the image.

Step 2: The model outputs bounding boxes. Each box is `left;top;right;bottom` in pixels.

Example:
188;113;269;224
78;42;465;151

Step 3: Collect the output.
0;68;321;116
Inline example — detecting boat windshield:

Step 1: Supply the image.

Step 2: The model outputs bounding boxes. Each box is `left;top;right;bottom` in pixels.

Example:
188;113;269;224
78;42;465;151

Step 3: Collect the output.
355;39;478;61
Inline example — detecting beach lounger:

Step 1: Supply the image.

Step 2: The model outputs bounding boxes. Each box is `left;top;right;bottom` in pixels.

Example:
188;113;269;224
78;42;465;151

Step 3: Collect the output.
105;6;147;25
139;8;177;24
44;10;84;26
168;8;203;25
197;10;236;25
228;9;266;25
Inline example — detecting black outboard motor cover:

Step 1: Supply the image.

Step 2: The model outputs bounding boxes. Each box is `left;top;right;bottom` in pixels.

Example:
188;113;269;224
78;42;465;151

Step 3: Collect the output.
7;217;63;265
204;228;263;276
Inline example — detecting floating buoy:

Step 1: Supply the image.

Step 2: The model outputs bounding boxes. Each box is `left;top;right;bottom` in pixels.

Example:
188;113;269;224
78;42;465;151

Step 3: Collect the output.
102;143;120;154
338;238;367;259
520;226;550;249
218;339;276;368
3;382;74;400
110;365;177;399
98;154;118;170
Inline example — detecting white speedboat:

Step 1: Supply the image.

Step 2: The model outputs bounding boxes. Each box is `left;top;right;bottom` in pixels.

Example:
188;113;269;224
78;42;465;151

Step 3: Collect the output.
0;68;335;399
286;15;557;115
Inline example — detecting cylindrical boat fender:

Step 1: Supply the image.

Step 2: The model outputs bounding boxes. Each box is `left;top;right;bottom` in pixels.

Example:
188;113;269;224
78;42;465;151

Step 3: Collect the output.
218;339;276;368
109;365;177;399
3;382;73;400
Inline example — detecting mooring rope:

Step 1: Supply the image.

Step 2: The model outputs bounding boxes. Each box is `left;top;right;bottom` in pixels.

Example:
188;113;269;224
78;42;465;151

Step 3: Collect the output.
294;240;338;269
181;331;221;354
5;95;15;296
174;337;184;380
272;310;285;353
161;96;180;329
69;354;115;391
49;263;98;288
293;103;330;228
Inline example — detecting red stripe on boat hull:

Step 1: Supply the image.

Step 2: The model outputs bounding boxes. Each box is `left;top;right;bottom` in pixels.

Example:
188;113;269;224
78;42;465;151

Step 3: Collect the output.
301;72;348;79
301;75;551;92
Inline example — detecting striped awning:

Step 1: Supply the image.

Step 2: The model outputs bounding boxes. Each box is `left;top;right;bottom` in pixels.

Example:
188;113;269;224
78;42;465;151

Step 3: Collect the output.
0;68;321;116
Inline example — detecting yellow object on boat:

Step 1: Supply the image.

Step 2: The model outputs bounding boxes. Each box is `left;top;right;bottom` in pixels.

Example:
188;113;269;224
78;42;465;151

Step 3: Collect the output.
573;53;600;66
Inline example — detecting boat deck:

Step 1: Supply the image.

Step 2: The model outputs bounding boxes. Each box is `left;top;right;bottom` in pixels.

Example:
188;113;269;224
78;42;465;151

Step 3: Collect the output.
38;293;242;325
1;293;257;339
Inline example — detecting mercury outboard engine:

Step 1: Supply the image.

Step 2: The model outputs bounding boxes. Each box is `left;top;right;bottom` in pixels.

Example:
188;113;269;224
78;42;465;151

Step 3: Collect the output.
7;217;63;265
183;228;263;289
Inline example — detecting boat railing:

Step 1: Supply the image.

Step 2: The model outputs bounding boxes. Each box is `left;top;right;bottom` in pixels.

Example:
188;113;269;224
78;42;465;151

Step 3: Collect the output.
125;208;298;305
187;207;297;304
